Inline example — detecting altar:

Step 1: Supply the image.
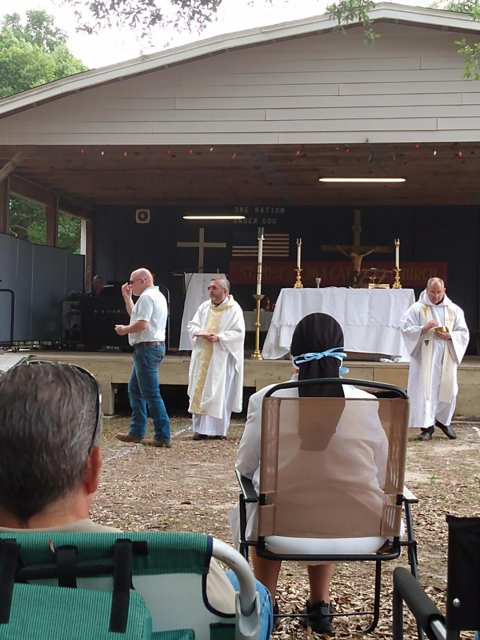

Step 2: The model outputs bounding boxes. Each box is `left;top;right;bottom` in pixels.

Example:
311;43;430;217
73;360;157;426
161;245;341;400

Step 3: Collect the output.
262;288;415;360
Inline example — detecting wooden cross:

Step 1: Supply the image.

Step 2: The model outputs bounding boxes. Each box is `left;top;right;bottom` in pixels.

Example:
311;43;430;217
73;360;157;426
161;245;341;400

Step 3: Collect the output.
321;210;390;285
177;228;226;273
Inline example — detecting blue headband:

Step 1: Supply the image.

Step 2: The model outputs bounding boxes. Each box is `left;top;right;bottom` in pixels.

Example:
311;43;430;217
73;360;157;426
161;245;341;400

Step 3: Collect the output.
293;347;349;374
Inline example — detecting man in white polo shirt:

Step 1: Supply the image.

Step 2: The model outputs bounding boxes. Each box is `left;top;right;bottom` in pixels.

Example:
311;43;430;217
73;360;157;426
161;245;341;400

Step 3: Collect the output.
114;268;171;447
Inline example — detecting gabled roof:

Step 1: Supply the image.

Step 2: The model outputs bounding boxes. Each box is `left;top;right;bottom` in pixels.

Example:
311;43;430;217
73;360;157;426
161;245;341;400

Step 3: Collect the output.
0;2;479;118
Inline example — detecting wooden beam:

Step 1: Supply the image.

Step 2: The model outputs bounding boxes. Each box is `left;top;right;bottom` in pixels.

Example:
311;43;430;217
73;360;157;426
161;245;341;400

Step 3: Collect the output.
9;174;93;220
46;196;59;247
0;145;36;183
0;177;9;234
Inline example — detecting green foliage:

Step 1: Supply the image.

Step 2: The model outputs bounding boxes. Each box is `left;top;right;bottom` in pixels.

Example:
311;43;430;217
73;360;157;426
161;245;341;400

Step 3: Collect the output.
326;0;380;45
9;197;81;254
61;0;225;36
0;11;87;98
1;10;86;253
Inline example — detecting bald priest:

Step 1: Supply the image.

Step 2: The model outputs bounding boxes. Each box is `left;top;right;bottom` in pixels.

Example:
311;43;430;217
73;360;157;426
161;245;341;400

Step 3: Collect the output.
400;277;469;441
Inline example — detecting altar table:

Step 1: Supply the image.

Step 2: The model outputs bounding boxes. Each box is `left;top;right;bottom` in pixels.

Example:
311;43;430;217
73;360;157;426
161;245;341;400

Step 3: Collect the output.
262;288;415;360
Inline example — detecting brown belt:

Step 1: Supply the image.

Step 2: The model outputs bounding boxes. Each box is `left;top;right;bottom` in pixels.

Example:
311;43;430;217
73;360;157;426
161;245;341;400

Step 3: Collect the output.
133;341;164;349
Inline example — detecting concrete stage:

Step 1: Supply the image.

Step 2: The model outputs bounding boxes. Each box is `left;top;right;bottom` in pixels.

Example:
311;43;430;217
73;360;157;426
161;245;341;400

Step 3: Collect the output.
24;351;480;420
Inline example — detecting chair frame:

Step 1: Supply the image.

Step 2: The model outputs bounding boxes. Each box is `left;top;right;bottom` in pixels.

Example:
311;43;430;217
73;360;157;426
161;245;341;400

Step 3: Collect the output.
236;377;419;634
393;516;480;640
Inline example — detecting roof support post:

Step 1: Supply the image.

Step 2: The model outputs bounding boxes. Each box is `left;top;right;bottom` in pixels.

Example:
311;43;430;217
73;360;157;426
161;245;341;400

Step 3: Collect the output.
46;195;59;247
81;218;93;293
0;177;9;234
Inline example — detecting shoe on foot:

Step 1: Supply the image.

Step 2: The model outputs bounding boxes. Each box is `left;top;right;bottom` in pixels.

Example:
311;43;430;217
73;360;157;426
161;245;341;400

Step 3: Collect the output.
142;438;172;448
300;600;333;634
416;428;433;442
435;421;457;440
193;433;208;441
116;433;143;443
214;436;226;440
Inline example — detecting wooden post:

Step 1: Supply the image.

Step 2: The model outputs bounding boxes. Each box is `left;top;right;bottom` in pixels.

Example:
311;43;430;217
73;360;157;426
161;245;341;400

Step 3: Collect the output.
46;196;59;246
83;219;93;293
0;177;9;234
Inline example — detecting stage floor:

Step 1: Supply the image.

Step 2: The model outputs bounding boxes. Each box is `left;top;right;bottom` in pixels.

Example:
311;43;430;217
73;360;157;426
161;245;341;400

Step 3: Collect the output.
21;350;480;420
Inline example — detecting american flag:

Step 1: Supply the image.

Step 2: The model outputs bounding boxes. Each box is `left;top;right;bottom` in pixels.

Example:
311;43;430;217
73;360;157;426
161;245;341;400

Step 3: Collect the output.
232;232;290;258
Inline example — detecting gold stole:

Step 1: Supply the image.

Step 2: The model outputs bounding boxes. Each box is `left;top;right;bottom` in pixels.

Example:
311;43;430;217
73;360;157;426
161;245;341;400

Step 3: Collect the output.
420;303;455;403
190;296;237;415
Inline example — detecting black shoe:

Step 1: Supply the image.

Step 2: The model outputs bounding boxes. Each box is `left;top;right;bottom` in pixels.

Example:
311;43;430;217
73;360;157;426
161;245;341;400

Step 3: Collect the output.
416;427;434;441
435;421;457;440
214;436;226;440
300;600;333;634
193;433;208;441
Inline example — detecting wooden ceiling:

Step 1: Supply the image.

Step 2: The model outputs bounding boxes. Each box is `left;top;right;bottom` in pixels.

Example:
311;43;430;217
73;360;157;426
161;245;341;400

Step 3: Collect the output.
1;142;480;208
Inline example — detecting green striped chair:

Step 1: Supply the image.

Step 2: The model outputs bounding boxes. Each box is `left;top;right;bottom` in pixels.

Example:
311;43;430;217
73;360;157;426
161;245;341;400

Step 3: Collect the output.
0;531;260;640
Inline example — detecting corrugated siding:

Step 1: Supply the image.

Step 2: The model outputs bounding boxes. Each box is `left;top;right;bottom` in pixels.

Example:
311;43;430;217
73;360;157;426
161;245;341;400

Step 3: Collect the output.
0;23;479;145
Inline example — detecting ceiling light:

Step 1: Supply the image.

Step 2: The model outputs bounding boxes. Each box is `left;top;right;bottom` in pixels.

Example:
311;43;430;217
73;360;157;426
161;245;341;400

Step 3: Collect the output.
183;215;246;220
319;177;406;183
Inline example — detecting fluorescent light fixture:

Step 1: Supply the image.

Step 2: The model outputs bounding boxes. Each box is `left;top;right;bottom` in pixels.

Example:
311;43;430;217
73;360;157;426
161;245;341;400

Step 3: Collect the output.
183;215;246;220
319;177;406;183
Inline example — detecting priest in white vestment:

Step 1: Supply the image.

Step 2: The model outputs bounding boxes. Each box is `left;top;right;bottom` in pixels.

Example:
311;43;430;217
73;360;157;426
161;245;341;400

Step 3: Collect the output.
400;277;469;441
187;277;245;440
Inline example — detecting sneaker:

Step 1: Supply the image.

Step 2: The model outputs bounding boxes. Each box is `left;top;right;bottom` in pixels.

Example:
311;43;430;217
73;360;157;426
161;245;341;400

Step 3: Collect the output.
141;438;172;448
116;433;143;443
300;600;333;635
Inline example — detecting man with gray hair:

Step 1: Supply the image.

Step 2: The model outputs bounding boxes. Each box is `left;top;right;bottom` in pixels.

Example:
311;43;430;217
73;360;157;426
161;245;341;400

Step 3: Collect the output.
0;361;112;531
400;277;469;441
187;277;245;440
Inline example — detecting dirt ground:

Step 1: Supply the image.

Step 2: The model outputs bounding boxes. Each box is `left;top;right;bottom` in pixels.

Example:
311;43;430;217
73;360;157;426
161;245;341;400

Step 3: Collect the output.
94;416;480;639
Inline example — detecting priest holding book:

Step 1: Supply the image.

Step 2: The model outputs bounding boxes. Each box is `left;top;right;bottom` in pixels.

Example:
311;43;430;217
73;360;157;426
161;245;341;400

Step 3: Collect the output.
187;277;245;440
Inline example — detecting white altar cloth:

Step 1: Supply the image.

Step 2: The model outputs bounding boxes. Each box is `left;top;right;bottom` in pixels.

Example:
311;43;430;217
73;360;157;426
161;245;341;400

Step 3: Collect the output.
179;273;225;350
262;288;415;360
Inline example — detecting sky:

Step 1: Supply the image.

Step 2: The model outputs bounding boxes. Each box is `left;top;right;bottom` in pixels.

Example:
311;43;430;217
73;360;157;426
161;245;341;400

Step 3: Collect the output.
1;0;433;69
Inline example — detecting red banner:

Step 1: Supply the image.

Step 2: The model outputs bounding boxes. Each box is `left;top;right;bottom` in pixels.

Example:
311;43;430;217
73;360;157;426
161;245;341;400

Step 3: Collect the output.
229;261;448;287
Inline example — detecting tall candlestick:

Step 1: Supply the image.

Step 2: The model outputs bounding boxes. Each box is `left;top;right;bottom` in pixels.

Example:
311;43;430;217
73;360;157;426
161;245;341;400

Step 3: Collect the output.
395;238;400;269
256;227;264;295
296;238;302;269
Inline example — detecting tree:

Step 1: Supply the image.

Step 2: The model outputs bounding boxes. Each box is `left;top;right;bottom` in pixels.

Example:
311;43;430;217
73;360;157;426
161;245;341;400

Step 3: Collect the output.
61;0;226;36
1;10;86;253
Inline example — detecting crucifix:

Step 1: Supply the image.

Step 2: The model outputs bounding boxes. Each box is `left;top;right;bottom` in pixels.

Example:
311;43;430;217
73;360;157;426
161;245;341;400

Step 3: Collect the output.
177;228;226;273
321;210;390;286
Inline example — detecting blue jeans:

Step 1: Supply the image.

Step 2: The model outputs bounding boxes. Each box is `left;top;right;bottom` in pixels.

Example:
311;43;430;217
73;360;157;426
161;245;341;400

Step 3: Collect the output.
226;571;273;640
128;344;170;441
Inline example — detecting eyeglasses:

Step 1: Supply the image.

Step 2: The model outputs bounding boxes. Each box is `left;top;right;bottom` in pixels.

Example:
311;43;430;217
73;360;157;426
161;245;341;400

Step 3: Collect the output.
12;360;102;452
208;286;221;291
128;279;142;285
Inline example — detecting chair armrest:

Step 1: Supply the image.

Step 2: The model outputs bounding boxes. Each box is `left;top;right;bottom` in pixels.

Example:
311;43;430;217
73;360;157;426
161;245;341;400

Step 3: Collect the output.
235;469;259;503
403;486;418;504
393;567;445;640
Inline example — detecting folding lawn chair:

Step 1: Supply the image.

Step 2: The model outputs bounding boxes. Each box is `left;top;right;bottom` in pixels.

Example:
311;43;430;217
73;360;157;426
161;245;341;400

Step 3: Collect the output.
236;377;419;633
0;531;260;640
393;516;480;640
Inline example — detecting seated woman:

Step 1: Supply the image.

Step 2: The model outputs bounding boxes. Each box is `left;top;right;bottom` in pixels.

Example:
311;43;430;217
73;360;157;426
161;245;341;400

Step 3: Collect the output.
231;312;388;635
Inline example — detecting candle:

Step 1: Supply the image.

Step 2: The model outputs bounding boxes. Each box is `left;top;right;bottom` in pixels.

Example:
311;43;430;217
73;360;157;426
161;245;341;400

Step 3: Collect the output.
395;238;400;269
256;227;264;295
296;238;302;269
